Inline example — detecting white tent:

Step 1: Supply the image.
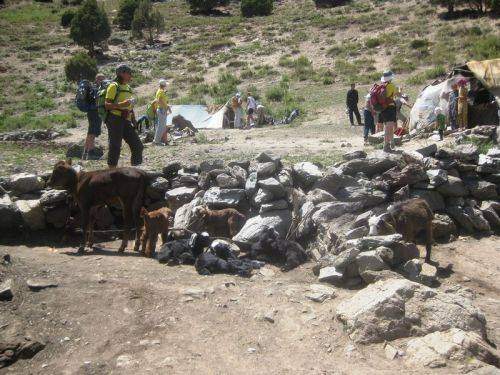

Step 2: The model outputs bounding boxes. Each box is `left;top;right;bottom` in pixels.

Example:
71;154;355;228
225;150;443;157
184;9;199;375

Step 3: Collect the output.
166;104;228;129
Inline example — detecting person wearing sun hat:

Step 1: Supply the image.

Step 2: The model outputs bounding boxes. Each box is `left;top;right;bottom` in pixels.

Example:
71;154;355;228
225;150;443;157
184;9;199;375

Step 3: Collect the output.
379;70;398;152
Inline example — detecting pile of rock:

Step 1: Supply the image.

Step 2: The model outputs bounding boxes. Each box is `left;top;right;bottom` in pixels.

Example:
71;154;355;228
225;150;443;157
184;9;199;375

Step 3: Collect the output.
0;129;62;142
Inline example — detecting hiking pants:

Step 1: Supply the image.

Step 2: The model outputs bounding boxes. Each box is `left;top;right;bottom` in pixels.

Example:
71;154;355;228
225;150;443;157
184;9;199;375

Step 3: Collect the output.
234;108;242;129
106;114;143;167
154;108;168;143
348;105;361;126
363;109;375;139
457;103;468;129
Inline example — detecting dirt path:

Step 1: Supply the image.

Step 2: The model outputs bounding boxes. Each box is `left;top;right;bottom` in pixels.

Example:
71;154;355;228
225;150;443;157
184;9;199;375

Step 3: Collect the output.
1;236;499;374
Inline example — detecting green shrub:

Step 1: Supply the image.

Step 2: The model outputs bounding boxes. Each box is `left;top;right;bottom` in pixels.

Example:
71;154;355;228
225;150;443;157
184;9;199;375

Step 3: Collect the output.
60;9;75;27
266;85;285;102
471;35;500;60
70;0;111;55
410;38;429;50
365;37;381;48
132;0;165;44
186;0;230;14
116;0;139;30
241;0;273;17
64;52;98;82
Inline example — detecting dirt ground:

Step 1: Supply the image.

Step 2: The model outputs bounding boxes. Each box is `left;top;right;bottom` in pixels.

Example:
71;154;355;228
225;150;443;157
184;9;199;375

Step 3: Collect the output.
1;235;499;374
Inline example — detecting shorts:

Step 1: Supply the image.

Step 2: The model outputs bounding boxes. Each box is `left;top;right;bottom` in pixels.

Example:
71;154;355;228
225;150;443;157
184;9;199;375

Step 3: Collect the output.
87;109;102;136
379;106;397;123
247;108;254;115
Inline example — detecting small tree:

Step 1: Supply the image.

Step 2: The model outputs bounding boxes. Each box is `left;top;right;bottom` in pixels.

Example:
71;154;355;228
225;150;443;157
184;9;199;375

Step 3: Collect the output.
64;52;98;82
186;0;229;14
116;0;139;30
70;0;111;56
131;0;165;44
241;0;273;17
61;9;75;27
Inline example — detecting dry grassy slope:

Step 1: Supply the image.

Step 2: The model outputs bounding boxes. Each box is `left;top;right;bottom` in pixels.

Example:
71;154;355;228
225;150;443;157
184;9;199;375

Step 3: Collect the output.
0;0;498;174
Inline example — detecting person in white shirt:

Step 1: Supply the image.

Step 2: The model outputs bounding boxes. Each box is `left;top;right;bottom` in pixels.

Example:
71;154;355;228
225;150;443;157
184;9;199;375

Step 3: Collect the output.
245;92;257;128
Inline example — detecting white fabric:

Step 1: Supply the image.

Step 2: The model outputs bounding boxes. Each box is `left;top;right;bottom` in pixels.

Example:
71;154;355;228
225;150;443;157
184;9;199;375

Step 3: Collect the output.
247;96;257;110
234;108;243;128
155;108;168;143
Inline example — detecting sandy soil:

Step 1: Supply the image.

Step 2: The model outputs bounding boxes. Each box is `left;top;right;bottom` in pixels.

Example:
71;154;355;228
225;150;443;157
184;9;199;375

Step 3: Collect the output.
1;235;498;374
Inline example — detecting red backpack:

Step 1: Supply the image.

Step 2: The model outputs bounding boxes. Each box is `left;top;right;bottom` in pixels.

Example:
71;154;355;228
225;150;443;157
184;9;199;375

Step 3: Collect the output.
369;82;390;113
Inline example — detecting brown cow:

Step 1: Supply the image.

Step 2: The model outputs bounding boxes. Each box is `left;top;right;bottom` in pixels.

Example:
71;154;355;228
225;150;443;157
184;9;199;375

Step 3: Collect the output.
193;206;246;238
48;160;148;253
368;198;434;262
139;206;173;257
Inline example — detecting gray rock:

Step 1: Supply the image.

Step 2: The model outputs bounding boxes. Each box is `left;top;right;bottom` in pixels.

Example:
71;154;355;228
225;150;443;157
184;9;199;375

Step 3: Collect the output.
147;177;170;200
252;188;274;207
345;226;368;240
480;202;500;230
406;329;499;368
39;189;68;206
312;167;359;195
318;266;344;284
343;150;367;161
335;186;386;209
306;188;335;205
256;152;281;167
312;201;357;223
292;162;322;189
361;269;403;284
454;143;479;163
260;199;288;213
216;173;240;189
229;165;247;187
305;284;336;302
432;213;457;240
165;186;198;210
437;176;468;197
45;205;70;229
356;250;389;275
200;159;224;172
486;147;500;158
162;161;183;178
277;169;293;187
15;199;45;230
465;179;498;200
393;185;410;201
256;162;276;178
228;160;250;170
477;154;500;174
352;210;373;228
339;156;398;177
419;263;438;285
336;278;487;344
402;150;425;165
173;197;203;230
203;188;246;209
9;173;44;195
426;169;448;187
66;143;103;159
257;178;285;198
447;206;490;233
233;209;292;243
245;172;258;196
27;279;58;291
377;164;428;192
0;279;13;301
415;143;437;157
0;194;22;230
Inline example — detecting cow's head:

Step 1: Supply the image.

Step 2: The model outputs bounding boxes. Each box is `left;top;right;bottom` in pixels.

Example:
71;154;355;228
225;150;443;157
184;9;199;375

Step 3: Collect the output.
47;160;77;191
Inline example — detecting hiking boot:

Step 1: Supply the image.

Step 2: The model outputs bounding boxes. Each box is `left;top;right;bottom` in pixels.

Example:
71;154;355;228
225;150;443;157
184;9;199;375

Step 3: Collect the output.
383;144;391;152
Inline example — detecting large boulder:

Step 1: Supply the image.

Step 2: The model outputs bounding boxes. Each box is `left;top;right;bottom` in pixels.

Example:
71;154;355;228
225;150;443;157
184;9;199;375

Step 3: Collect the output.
257;177;285;198
336;279;487;344
437;176;468;197
200;159;224;173
251;188;274;207
376;164;428;192
335;186;387;209
477;154;500;174
480;201;500;230
256;152;281;168
229;165;247;187
339;156;399;178
203;188;246;209
465;179;498;200
426;169;448;187
9;173;44;195
245;172;258;196
233;209;292;243
39;189;68;206
292;162;322;189
215;174;240;189
406;328;499;369
454;144;479;164
256;162;276;179
306;188;335;205
312;167;358;195
343;150;367;161
311;201;359;224
410;189;445;212
147;177;170;200
432;213;457;240
0;194;22;230
447;206;491;233
15;199;45;230
45;205;70;229
173;197;203;230
165;186;198;211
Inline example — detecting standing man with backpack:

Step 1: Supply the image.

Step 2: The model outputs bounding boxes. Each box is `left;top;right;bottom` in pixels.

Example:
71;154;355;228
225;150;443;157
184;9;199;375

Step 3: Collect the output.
371;70;398;152
104;64;143;168
83;73;106;160
346;83;362;127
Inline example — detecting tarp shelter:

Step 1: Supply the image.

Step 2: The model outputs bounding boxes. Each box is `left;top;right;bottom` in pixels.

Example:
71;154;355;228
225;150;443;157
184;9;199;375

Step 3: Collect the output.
409;58;500;130
166;105;229;129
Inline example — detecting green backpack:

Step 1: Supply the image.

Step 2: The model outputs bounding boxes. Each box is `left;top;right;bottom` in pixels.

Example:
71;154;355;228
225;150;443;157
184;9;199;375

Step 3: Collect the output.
96;81;125;120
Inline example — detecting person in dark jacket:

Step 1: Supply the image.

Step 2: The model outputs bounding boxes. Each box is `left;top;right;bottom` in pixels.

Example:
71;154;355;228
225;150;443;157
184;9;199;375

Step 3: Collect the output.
83;73;105;160
346;83;362;126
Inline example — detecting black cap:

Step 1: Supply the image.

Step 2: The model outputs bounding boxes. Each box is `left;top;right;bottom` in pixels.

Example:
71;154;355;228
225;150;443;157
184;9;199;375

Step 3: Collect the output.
116;64;132;75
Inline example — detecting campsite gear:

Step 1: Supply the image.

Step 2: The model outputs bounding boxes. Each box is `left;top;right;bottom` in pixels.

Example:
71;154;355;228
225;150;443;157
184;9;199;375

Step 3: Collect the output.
75;80;93;112
106;113;143;167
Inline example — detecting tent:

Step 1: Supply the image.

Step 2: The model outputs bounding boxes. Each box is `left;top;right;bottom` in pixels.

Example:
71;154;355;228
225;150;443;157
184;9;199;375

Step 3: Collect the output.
409;58;500;130
166;104;229;129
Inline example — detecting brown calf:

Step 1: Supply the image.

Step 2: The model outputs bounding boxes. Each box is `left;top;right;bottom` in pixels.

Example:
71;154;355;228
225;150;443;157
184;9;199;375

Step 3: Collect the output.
48;160;148;253
139;206;173;257
369;198;434;262
193;206;246;238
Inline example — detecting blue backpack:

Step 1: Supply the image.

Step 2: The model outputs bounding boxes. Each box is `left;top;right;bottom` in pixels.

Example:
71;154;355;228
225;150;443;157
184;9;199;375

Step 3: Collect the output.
75;80;94;112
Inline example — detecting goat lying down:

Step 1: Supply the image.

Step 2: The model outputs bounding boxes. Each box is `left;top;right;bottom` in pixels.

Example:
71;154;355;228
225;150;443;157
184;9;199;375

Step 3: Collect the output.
368;198;434;263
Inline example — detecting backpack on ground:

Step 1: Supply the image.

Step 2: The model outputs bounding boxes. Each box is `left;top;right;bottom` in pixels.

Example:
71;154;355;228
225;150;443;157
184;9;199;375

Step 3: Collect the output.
369;82;390;113
75;80;93;112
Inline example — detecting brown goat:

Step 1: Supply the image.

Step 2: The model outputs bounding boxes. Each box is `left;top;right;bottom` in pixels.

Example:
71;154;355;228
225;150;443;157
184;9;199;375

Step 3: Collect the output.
193;206;246;238
139;206;173;257
369;198;434;262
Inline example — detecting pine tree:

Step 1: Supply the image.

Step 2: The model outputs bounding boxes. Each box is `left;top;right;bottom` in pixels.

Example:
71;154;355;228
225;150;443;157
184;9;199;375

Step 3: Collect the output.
70;0;111;56
131;0;165;44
